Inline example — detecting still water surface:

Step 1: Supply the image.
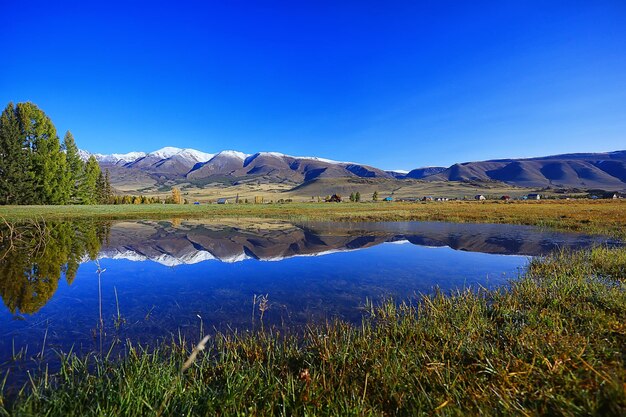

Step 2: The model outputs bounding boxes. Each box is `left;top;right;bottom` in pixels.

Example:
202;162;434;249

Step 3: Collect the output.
0;218;619;381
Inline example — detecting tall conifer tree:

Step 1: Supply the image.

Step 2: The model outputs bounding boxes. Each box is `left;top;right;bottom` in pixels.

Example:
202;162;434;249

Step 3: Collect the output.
95;171;106;203
81;156;101;204
104;169;112;204
63;131;85;203
0;103;34;204
16;102;70;204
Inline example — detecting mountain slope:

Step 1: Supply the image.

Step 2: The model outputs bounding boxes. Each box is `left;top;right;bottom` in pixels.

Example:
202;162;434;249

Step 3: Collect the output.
404;166;447;179
81;147;626;191
426;151;626;189
187;151;247;179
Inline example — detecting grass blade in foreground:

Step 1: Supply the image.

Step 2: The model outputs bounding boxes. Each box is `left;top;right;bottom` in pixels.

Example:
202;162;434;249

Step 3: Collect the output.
2;247;625;416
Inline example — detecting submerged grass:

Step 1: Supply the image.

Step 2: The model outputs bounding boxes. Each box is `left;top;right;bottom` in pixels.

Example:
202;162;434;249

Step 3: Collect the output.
1;200;625;238
1;247;625;416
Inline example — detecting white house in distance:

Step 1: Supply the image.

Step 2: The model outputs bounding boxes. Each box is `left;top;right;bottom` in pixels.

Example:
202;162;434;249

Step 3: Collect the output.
475;194;486;200
217;198;229;204
527;193;541;200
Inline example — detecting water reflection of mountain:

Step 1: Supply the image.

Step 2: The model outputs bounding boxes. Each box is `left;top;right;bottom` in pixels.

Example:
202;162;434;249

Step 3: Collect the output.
99;220;619;266
0;219;619;314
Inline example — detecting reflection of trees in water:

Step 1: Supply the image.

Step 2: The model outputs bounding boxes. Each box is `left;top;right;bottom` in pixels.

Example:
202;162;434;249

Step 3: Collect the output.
0;220;110;314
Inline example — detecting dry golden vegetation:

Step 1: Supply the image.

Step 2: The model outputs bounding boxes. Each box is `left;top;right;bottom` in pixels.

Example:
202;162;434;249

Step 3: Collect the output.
152;178;570;203
1;199;625;237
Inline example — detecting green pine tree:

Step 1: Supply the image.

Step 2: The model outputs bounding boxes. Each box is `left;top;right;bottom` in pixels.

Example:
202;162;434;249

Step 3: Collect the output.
16;102;69;204
63;131;85;203
372;191;379;201
104;169;112;204
355;192;361;202
95;170;106;204
0;103;35;204
80;156;101;204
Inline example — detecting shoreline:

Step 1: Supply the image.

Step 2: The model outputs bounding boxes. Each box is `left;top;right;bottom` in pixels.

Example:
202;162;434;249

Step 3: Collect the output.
2;246;624;415
1;200;625;238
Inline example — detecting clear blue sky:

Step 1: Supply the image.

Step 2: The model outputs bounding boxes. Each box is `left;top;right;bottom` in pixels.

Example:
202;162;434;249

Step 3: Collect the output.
1;1;625;170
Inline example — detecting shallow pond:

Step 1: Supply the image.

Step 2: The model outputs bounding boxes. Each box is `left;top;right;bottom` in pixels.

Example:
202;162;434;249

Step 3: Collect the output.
0;218;620;386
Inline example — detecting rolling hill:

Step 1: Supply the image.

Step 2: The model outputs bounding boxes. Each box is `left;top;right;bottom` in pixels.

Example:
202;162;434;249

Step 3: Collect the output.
426;151;626;189
80;147;626;193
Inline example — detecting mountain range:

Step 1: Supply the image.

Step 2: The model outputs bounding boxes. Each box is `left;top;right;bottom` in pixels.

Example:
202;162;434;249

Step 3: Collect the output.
80;147;626;191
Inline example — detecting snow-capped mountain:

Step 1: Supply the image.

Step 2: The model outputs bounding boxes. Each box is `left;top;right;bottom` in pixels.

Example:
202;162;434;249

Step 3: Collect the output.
145;147;215;163
77;149;92;161
79;146;391;183
78;147;626;191
81;147;355;168
213;150;248;160
95;151;147;165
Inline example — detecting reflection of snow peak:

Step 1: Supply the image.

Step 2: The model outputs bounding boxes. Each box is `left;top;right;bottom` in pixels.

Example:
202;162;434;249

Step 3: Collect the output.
260;248;352;262
95;249;256;266
98;249;218;267
93;246;354;267
220;252;252;263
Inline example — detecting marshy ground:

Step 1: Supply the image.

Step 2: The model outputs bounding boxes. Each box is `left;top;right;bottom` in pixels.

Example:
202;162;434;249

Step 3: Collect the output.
0;247;624;416
1;199;625;237
0;200;624;415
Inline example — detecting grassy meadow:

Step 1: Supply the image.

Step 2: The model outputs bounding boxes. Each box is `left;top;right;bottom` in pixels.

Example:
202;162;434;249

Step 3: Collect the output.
1;199;624;415
1;246;624;416
1;199;625;237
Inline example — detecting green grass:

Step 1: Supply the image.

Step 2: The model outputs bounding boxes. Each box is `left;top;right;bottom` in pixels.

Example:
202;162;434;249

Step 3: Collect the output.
1;200;625;238
2;246;625;416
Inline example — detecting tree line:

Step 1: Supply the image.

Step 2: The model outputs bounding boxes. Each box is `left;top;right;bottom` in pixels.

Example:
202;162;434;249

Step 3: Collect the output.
0;102;112;205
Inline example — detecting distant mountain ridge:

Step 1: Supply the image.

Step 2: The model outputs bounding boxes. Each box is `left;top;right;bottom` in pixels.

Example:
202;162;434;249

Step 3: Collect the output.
80;147;626;191
81;147;393;184
426;150;626;189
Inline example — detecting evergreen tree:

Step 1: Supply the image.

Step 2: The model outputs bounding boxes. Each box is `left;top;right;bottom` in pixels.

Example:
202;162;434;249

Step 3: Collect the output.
80;156;100;204
95;171;106;204
16;102;69;204
0;103;34;204
372;191;379;201
63;131;85;203
104;169;112;204
349;192;355;202
355;192;361;202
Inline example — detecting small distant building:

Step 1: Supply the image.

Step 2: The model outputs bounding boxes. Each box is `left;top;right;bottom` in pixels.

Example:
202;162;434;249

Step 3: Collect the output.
383;196;393;202
422;196;433;201
527;194;541;200
327;194;342;203
217;198;229;204
475;195;486;201
193;201;200;205
501;195;511;201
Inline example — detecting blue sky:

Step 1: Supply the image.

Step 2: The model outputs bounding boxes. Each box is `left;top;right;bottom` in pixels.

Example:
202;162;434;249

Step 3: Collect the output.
1;1;625;170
